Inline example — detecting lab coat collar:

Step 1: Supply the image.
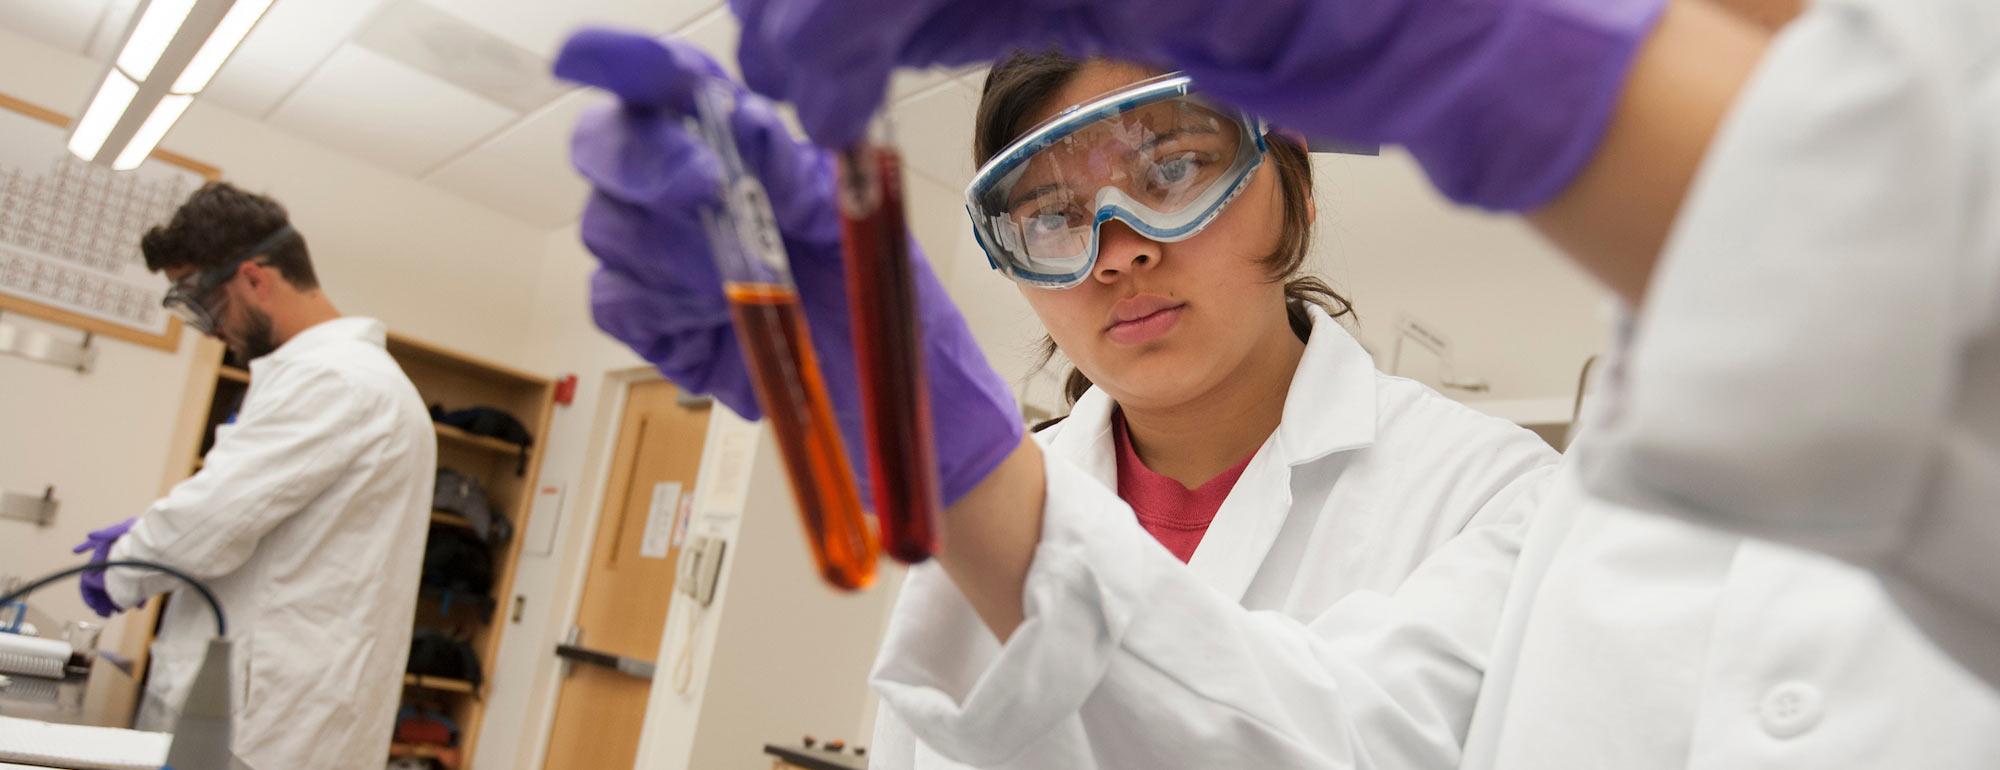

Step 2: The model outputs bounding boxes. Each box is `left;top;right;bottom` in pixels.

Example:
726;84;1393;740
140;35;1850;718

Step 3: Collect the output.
1044;304;1379;602
255;317;388;370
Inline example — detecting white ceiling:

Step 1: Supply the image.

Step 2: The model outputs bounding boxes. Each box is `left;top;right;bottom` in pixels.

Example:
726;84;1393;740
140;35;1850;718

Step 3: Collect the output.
0;0;987;228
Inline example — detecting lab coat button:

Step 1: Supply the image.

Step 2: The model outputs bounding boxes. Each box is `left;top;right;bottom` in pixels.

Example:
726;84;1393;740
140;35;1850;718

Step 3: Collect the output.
1758;682;1825;739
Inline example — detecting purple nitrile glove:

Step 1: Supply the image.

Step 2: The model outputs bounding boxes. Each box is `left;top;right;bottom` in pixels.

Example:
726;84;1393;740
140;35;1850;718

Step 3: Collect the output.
71;517;135;617
554;29;1023;506
731;0;1664;211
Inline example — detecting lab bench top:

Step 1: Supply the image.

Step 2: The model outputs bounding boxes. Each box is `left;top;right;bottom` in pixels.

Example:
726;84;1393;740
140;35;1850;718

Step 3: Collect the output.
0;657;139;729
765;742;871;770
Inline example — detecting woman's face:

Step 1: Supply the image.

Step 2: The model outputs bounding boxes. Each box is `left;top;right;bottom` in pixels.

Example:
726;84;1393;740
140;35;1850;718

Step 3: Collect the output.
1015;62;1295;411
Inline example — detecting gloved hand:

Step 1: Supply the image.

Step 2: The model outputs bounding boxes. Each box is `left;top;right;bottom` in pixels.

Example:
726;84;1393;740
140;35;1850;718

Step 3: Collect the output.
731;0;1664;210
71;517;135;617
555;29;1023;506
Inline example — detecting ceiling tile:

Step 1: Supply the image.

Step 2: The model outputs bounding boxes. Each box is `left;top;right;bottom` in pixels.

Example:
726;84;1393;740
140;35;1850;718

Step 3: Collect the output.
352;0;567;113
266;45;516;175
202;0;392;118
0;0;114;53
426;89;594;227
887;78;977;191
428;0;719;59
80;0;137;59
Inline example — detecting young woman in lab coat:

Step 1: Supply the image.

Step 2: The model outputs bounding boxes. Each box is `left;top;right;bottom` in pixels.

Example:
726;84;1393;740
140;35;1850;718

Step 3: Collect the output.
559;0;2000;765
557;29;1558;769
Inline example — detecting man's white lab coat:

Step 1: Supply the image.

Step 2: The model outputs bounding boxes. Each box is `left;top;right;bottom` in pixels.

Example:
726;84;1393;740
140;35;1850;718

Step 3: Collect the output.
109;317;435;770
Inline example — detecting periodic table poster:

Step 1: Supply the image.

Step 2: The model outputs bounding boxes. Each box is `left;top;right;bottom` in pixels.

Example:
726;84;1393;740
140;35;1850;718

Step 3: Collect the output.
0;94;218;351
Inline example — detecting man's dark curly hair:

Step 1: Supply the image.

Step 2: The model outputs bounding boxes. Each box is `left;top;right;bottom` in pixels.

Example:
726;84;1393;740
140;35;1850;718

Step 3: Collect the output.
142;181;317;289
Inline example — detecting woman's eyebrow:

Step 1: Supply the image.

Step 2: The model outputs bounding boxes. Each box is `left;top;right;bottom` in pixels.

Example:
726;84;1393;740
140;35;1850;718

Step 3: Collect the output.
1008;183;1064;210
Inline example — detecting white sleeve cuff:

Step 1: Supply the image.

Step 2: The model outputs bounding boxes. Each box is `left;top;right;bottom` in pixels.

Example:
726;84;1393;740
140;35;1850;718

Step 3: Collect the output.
870;449;1177;767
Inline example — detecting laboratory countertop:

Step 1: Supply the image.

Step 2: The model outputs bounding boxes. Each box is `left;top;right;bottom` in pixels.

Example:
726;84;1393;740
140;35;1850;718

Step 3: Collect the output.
764;742;870;770
0;657;138;729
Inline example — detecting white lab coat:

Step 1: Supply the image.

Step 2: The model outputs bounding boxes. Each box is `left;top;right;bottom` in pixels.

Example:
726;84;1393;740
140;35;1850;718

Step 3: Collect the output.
868;2;2000;767
107;317;435;770
870;305;1562;768
1578;0;2000;687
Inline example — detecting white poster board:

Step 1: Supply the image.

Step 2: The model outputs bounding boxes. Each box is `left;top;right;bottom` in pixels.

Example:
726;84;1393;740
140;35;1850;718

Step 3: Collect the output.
0;94;218;351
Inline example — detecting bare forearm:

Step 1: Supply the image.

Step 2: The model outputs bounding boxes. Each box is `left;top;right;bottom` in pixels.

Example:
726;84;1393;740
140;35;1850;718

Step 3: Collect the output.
935;435;1047;641
1527;0;1771;306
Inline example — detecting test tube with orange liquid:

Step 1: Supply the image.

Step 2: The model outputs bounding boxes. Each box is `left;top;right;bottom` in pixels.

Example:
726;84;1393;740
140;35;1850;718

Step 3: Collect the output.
836;120;942;564
693;82;876;590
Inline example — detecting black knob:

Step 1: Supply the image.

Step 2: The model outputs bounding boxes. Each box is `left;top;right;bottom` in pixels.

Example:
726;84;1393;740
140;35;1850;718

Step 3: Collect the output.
802;735;817;749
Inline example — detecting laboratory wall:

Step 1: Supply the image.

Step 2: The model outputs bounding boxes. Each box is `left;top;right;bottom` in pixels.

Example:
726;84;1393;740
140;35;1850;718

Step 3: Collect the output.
0;26;549;640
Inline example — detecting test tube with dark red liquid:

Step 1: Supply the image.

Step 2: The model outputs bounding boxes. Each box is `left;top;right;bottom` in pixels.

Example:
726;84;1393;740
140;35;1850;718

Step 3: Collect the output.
836;121;942;564
694;83;877;590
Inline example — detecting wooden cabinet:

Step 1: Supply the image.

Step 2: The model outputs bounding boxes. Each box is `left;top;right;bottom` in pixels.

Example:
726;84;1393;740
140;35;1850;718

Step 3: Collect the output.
142;331;553;768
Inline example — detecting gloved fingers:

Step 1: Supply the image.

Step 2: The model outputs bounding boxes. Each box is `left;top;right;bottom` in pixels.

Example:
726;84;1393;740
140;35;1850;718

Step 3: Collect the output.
72;540;94;555
727;0;787;101
732;0;902;146
898;3;1099;68
570;103;724;211
579;192;726;295
788;60;893;150
553;29;726;113
725;96;841;245
588;267;764;420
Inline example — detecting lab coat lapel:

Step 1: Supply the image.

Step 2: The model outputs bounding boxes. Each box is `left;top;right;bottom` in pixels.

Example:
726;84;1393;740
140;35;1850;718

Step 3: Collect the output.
1045;386;1120;489
1187;307;1380;603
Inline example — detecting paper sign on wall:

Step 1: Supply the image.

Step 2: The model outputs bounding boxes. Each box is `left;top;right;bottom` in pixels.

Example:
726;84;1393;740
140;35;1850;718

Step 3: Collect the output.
671;490;695;549
640;481;683;560
696;420;759;519
524;483;565;557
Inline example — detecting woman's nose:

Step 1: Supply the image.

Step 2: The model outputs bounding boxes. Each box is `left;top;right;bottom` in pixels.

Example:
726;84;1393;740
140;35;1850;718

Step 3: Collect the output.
1091;220;1162;284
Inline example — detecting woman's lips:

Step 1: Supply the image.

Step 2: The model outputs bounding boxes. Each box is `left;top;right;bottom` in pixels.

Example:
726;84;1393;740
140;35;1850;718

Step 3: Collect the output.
1105;302;1187;345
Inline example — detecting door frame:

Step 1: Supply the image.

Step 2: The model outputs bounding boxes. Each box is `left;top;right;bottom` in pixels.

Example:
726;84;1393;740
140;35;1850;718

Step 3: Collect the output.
522;366;663;770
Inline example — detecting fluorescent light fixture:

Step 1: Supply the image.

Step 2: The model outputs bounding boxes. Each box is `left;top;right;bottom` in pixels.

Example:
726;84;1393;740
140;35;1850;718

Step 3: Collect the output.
172;0;275;94
67;73;141;162
117;0;199;81
69;0;275;169
113;94;193;171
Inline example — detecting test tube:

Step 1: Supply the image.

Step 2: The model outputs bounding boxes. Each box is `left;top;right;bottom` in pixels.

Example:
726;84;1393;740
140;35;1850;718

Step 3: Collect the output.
693;83;877;591
836;119;943;564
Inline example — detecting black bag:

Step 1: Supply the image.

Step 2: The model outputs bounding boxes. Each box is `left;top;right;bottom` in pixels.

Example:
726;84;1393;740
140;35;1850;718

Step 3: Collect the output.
421;525;494;596
406;628;483;688
433;468;510;546
430;404;533;475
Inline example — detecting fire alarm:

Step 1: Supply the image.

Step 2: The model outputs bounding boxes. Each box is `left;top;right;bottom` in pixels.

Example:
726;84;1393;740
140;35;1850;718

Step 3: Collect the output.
554;374;579;406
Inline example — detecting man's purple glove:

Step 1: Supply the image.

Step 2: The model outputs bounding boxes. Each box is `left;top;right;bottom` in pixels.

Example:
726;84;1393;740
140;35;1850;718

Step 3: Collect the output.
71;517;135;617
731;0;1664;211
555;29;1022;506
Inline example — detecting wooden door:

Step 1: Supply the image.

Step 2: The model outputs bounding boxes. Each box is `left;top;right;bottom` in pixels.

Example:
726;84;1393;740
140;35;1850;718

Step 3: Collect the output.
543;379;711;769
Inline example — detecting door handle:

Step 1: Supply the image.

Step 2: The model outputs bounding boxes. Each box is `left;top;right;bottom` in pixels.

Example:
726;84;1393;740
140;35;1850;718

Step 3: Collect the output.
555;643;656;681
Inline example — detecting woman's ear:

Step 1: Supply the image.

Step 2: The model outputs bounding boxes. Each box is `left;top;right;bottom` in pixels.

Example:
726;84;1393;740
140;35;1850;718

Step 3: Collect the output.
1306;196;1317;225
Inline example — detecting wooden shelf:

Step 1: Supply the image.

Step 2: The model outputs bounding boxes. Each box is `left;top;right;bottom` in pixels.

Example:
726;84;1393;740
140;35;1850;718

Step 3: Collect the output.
434;423;525;455
218;365;250;384
430;511;475;530
405;674;477;694
390;742;455;759
390;742;462;769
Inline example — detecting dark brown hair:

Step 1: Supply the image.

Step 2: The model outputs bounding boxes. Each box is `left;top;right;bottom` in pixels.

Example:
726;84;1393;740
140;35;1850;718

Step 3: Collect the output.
975;51;1354;405
142;181;317;289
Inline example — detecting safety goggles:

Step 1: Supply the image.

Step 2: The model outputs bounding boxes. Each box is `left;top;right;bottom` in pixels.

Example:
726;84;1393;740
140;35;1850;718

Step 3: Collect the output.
162;224;294;335
965;73;1269;289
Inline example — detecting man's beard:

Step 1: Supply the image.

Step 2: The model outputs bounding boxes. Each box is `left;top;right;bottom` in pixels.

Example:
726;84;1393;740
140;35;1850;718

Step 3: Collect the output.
232;306;279;361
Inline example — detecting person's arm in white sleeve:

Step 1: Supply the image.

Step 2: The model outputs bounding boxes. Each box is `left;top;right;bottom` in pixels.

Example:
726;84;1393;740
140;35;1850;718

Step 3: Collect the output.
1574;0;2000;684
875;441;1555;768
105;364;383;608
